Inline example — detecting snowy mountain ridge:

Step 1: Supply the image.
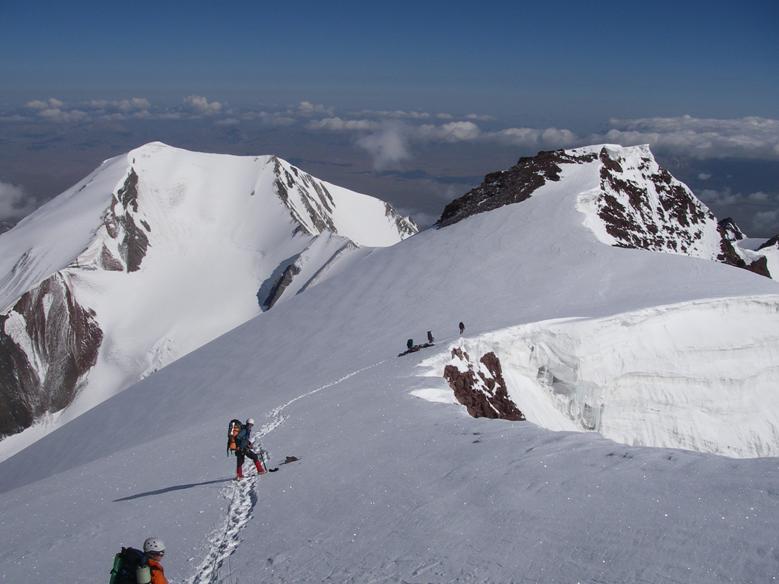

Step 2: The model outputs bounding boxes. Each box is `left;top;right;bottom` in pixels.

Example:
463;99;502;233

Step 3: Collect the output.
440;143;774;278
0;143;778;583
0;142;416;457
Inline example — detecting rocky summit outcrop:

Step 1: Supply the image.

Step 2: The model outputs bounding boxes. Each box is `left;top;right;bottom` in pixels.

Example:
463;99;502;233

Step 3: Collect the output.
0;272;102;437
591;146;768;276
719;218;745;242
438;144;772;279
271;156;418;239
437;150;596;228
443;347;525;421
98;168;151;272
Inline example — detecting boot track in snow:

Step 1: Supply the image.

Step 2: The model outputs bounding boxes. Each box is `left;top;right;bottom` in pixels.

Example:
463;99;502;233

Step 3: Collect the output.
185;360;387;584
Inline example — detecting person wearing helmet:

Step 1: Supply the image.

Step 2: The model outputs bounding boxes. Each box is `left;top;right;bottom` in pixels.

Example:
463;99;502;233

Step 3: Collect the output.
234;418;266;479
142;537;168;584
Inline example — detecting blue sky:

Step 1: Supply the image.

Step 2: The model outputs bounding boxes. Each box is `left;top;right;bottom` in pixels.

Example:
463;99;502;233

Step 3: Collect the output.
2;0;777;120
1;0;778;234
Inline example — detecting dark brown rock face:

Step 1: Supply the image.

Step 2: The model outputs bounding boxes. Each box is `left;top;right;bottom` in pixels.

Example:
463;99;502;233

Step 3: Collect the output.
100;168;150;272
758;235;779;251
260;261;302;311
442;144;771;279
443;347;525;421
719;218;745;242
437;150;597;228
596;148;711;252
0;273;102;437
272;157;337;234
271;156;417;239
385;202;418;239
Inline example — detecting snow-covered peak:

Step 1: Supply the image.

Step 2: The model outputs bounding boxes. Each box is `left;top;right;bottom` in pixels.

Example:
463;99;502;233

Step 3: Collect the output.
0;143;416;452
438;143;773;278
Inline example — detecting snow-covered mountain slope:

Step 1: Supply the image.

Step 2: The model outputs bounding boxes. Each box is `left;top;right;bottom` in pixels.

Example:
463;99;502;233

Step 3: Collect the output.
440;144;773;278
0;145;778;583
0;142;416;456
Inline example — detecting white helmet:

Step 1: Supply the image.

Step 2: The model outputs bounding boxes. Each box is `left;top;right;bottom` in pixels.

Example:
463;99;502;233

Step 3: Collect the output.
143;537;166;554
246;418;255;425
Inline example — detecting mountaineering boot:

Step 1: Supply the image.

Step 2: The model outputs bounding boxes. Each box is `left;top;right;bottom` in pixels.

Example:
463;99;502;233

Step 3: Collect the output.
255;460;266;474
236;466;244;480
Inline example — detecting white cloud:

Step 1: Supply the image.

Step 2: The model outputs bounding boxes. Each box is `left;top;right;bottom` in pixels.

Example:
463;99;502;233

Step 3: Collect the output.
117;97;150;112
38;108;88;123
435;113;454;120
602;115;779;160
698;173;712;180
25;98;64;111
698;188;741;206
296;101;333;116
697;188;779;236
416;121;482;142
239;111;296;126
307;117;380;131
752;210;779;234
465;113;494;121
0;180;36;221
184;95;223;115
356;126;411;170
491;127;578;148
84;97;151;120
25;100;48;110
356;109;432;120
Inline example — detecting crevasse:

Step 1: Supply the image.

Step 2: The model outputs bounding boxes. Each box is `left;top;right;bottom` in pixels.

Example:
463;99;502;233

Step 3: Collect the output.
423;296;779;458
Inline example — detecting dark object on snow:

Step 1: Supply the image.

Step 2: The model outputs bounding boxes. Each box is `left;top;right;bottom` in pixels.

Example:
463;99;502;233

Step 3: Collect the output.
459;322;465;335
398;342;435;357
427;330;434;343
407;338;414;350
266;455;301;473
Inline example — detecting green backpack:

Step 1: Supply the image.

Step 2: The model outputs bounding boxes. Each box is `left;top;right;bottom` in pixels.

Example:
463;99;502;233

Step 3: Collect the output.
109;547;148;584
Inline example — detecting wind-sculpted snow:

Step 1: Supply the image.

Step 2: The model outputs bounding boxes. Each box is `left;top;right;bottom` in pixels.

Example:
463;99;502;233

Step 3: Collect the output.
424;296;779;457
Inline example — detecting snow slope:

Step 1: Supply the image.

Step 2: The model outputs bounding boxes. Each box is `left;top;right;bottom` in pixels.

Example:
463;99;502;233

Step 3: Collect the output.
1;144;778;583
0;142;416;459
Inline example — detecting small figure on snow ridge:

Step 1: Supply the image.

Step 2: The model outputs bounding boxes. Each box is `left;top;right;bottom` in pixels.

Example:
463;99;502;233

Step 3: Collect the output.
398;334;435;357
459;321;465;335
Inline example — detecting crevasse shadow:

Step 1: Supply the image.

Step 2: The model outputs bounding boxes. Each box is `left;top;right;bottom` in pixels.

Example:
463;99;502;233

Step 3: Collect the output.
113;478;230;502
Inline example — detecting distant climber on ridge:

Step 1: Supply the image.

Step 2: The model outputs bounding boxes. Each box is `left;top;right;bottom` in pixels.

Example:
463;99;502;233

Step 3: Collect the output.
459;322;465;335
